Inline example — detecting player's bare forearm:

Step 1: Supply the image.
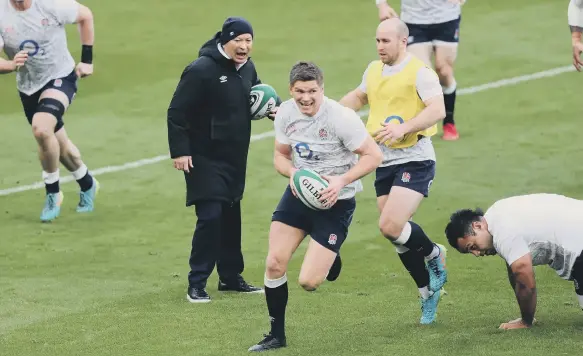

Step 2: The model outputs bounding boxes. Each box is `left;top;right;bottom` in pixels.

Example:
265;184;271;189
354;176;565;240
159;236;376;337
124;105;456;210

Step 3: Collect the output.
0;58;16;74
339;89;368;112
340;136;382;185
572;28;583;43
76;5;94;46
510;255;537;326
506;264;517;290
514;276;537;326
274;141;296;178
402;96;445;134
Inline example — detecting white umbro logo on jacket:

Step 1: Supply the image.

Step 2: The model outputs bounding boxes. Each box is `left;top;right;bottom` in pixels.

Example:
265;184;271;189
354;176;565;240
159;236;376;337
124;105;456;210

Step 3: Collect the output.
219;76;227;83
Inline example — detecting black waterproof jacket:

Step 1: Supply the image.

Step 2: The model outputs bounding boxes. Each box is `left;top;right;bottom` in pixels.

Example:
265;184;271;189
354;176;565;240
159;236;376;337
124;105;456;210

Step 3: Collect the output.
167;32;261;206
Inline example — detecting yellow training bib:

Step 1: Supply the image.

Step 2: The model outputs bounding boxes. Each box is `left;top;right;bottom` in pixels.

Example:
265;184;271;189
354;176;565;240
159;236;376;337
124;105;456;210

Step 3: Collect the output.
365;56;437;149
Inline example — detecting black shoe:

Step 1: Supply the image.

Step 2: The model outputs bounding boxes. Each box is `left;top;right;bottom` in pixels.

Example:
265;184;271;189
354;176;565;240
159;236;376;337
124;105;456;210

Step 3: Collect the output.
186;286;211;303
326;254;342;282
248;333;287;352
218;275;264;293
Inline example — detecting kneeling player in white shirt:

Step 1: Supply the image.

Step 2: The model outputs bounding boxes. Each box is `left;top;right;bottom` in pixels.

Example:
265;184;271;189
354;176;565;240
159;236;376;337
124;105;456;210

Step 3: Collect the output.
445;194;583;330
569;0;583;71
0;0;97;222
248;61;382;352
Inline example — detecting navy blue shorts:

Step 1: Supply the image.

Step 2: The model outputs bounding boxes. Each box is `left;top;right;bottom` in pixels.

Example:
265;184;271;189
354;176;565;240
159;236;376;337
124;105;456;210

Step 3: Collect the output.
18;70;78;132
374;160;435;198
272;186;356;253
406;17;461;46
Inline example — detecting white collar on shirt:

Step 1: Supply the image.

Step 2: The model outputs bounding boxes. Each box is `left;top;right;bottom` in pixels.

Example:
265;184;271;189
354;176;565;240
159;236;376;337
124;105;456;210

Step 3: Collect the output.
217;43;246;70
382;53;412;73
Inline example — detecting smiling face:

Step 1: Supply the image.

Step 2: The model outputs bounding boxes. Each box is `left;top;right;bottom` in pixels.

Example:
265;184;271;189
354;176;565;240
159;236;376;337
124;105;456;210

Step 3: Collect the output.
288;61;325;117
289;80;324;117
222;34;253;64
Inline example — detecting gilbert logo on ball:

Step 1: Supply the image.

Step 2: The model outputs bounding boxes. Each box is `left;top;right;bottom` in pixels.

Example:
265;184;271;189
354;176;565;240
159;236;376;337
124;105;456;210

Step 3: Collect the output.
292;168;331;210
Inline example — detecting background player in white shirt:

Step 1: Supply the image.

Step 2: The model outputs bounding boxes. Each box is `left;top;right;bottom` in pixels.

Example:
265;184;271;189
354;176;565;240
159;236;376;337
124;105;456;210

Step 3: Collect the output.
445;194;583;330
569;0;583;71
248;61;382;352
0;0;97;222
376;0;466;140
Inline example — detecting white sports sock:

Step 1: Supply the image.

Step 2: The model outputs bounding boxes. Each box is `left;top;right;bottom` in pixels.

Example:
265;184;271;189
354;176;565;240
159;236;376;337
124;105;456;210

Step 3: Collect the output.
264;274;287;288
578;295;583;309
71;164;88;180
419;286;430;299
394;222;412;245
42;170;60;184
426;245;440;261
442;80;457;95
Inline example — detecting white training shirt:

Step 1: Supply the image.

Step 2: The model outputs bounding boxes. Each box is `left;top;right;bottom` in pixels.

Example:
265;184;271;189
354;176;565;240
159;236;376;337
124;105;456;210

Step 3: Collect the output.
485;194;583;279
274;97;369;200
358;54;443;166
400;0;462;25
0;0;79;95
569;0;583;28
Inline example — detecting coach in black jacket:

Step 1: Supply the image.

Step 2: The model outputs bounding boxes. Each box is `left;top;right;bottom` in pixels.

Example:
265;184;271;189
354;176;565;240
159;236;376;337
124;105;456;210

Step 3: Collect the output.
167;17;267;303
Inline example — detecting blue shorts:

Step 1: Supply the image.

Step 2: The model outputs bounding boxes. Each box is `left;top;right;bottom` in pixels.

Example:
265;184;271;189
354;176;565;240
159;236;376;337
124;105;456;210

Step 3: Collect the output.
18;70;78;132
271;186;356;253
406;16;461;46
374;160;435;198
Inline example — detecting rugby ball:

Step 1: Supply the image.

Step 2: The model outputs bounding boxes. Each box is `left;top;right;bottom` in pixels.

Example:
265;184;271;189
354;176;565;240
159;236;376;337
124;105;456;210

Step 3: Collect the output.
292;168;331;210
250;84;278;120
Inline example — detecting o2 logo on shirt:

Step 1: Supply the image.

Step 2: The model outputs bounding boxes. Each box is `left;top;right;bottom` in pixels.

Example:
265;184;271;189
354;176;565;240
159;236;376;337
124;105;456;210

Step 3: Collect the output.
294;142;320;161
19;40;44;57
384;115;404;125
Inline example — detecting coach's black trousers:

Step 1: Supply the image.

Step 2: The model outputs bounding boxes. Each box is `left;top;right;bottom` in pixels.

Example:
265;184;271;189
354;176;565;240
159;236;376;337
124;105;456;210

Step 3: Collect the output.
188;200;245;288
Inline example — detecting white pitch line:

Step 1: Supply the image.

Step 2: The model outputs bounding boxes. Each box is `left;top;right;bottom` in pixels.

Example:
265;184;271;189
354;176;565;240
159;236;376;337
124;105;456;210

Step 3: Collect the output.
0;65;575;197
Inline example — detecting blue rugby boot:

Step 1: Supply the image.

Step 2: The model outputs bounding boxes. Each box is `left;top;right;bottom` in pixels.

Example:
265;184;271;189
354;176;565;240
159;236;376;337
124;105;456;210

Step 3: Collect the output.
76;178;99;213
40;191;64;222
420;289;441;325
427;243;448;292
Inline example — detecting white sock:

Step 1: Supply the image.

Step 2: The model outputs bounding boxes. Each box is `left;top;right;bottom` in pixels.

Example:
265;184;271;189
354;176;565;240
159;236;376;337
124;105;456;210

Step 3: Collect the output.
71;164;88;180
425;245;440;261
264;274;287;288
419;286;430;299
42;170;60;184
442;80;457;95
394;222;412;245
578;295;583;309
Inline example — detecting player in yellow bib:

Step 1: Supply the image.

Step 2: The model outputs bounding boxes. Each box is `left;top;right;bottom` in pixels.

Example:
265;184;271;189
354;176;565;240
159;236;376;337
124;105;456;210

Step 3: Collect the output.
340;18;448;324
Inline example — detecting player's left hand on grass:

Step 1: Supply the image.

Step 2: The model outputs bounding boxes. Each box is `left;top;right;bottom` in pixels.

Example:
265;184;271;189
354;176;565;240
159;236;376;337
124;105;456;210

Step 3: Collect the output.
374;123;408;146
319;175;347;208
498;317;536;330
75;62;93;78
572;41;583;72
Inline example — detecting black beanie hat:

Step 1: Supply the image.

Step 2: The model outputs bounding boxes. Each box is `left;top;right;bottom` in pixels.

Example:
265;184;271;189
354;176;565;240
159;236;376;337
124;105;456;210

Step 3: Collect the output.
219;17;254;45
